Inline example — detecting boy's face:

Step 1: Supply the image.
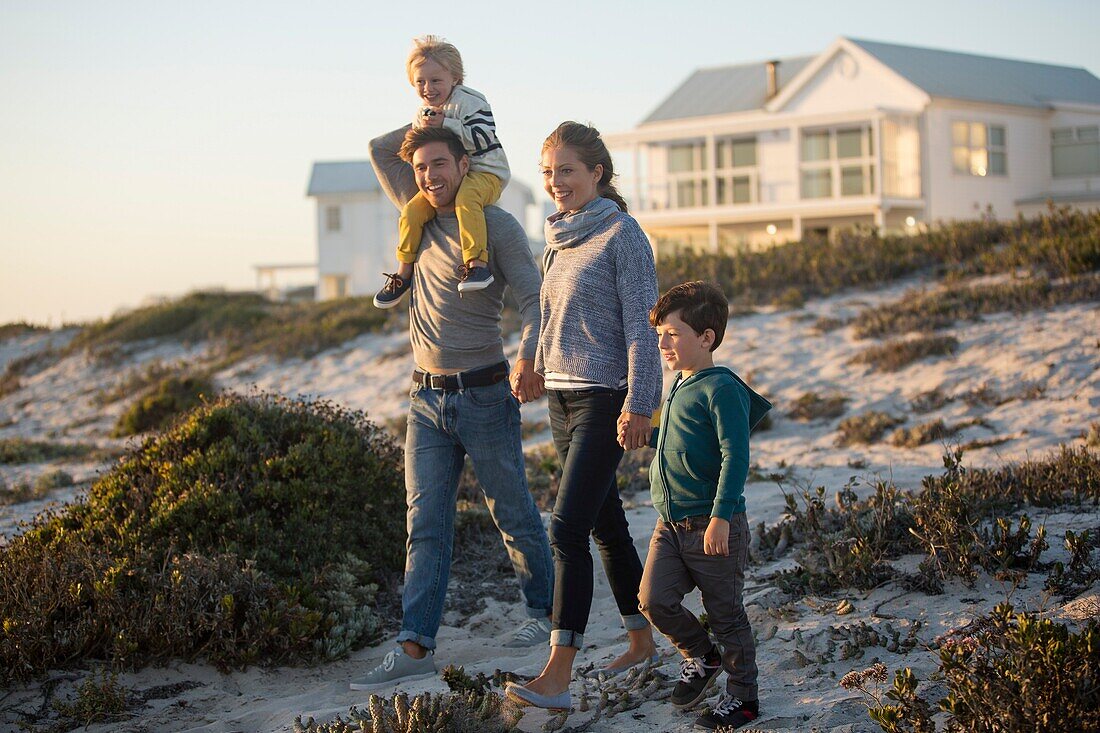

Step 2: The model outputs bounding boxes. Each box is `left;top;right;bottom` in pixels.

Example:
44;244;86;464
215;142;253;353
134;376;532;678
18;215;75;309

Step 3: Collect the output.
411;58;458;107
656;310;715;374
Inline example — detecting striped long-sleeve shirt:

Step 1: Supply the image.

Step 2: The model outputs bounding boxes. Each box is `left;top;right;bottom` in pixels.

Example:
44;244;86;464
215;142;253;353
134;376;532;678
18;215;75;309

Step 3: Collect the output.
412;85;510;184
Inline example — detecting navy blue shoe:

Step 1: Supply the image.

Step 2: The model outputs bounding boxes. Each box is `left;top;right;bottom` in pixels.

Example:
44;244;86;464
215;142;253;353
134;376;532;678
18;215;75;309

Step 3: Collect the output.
694;694;759;730
457;265;494;293
374;272;411;309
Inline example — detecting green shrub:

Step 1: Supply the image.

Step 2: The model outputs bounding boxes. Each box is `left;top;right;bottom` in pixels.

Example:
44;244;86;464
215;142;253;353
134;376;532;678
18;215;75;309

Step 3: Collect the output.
0;392;407;683
657;206;1100;305
851;605;1100;733
788;391;848;421
850;335;958;372
112;374;215;436
836;411;904;446
50;668;132;729
33;469;74;492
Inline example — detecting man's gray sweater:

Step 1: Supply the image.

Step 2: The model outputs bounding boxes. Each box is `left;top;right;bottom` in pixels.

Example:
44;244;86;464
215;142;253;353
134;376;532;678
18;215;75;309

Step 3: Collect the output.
368;126;541;372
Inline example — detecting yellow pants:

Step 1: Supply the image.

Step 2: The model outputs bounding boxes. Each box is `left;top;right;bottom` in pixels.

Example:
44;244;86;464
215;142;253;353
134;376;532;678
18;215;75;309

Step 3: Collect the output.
396;171;503;265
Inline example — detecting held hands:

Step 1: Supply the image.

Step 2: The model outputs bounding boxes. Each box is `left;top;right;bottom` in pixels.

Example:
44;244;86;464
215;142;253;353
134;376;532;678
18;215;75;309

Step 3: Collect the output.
420;106;445;128
703;517;731;556
616;411;650;451
510;359;545;404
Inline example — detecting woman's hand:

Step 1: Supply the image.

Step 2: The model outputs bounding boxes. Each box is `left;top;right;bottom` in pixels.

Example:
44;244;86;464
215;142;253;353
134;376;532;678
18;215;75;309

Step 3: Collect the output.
510;359;545;404
703;517;730;556
616;411;650;451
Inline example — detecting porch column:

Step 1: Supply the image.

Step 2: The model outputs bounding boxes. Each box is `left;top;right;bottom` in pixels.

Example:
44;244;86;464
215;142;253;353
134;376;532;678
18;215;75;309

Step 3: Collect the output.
792;214;803;242
708;220;719;253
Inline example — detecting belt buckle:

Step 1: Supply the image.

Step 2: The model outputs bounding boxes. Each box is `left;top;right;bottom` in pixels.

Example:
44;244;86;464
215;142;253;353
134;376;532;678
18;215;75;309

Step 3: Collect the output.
429;373;446;390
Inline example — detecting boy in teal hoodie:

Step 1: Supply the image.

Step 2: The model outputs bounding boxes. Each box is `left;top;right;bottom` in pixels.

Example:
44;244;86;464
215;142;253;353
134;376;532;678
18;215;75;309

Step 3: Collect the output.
634;281;771;731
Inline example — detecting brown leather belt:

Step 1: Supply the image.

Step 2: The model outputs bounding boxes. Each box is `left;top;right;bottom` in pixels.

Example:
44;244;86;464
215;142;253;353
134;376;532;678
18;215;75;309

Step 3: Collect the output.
412;361;509;391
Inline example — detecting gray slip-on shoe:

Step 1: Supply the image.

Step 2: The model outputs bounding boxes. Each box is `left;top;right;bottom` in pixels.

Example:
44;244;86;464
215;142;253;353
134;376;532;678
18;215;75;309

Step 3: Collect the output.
504;682;571;711
349;647;436;690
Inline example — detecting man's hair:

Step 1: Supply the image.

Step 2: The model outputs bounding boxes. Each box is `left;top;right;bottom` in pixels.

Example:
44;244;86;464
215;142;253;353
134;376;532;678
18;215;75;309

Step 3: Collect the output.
406;35;464;85
649;281;729;352
399;126;468;165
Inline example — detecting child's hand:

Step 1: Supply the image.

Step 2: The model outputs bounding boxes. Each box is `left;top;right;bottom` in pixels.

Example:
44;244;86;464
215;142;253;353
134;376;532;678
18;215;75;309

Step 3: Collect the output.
420;106;445;128
616;411;649;451
703;517;730;556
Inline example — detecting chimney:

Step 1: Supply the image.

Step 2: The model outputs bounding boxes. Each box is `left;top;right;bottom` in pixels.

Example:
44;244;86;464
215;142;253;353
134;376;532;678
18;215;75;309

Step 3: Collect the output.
765;60;780;100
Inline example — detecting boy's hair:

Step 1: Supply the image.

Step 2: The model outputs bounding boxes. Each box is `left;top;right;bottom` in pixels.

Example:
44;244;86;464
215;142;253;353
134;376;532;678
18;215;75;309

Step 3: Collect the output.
399;126;468;165
649;281;729;352
406;35;464;85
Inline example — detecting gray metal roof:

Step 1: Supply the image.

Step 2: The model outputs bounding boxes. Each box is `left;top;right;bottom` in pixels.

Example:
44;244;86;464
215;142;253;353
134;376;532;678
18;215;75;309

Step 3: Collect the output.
642;39;1100;125
306;161;380;196
850;38;1100;109
642;56;814;124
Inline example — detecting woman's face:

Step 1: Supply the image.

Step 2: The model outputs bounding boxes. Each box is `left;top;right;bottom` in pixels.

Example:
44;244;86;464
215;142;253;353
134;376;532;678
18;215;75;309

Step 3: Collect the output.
540;145;602;213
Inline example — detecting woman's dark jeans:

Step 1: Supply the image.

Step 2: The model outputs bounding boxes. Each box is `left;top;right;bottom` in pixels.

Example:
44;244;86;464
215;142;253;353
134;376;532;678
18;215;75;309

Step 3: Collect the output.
547;388;649;648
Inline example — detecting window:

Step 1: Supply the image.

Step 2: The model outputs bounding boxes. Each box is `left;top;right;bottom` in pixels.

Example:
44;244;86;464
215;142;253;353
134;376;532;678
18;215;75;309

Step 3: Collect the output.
325;205;342;232
715;137;757;205
665;141;708;208
800;126;875;199
1052;126;1100;177
952;122;1006;176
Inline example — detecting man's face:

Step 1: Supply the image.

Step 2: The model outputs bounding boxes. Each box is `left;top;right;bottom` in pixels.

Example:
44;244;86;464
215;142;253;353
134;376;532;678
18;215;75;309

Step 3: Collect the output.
411;141;468;212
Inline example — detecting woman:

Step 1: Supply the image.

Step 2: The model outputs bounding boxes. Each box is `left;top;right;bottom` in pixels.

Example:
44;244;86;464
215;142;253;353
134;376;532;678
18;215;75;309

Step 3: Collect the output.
506;122;662;710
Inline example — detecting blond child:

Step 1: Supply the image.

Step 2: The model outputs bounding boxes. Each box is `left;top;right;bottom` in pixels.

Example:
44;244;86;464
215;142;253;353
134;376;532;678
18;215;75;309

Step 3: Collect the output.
373;35;510;308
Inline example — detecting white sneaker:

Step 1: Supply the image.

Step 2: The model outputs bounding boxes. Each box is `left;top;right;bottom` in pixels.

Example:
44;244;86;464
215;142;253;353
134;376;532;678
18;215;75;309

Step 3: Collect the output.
348;647;436;690
503;617;552;648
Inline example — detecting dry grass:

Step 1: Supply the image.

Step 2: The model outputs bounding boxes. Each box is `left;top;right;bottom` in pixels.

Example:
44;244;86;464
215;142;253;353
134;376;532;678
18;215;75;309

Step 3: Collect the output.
836;411;904;447
788;392;849;421
850;335;959;372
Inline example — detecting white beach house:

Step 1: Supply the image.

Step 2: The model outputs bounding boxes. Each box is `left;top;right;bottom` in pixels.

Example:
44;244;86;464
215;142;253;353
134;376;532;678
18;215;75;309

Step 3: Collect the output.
606;37;1100;254
306;162;538;300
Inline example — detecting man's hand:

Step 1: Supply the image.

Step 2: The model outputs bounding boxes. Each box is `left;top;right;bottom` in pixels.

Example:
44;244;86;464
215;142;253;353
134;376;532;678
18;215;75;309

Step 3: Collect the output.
420;106;445;128
703;517;730;556
510;359;545;404
616;411;650;451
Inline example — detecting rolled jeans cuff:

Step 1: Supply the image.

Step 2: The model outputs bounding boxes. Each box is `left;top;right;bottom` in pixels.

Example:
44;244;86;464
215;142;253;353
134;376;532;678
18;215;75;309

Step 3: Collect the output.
396;629;437;651
527;604;552;620
622;613;650;632
550;629;584;649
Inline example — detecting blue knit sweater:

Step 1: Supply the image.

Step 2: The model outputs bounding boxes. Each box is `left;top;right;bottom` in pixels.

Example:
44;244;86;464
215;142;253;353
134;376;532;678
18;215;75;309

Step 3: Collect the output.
534;197;662;416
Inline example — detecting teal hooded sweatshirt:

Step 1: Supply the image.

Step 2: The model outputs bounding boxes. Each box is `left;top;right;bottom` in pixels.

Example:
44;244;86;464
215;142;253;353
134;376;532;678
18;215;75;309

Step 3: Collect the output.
649;366;771;522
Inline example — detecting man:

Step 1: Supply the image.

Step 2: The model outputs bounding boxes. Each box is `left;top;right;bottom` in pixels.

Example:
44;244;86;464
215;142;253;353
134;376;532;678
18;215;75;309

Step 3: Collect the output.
350;125;553;689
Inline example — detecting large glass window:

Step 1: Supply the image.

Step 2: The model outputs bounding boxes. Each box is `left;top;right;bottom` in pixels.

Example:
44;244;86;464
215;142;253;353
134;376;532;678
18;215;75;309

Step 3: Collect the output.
800;126;874;199
665;141;708;208
715;137;757;205
952;122;1006;176
1052;126;1100;177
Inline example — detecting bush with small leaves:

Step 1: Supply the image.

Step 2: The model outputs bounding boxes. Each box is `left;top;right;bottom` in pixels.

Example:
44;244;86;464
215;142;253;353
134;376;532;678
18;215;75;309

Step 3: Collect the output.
113;373;216;436
0;392;406;683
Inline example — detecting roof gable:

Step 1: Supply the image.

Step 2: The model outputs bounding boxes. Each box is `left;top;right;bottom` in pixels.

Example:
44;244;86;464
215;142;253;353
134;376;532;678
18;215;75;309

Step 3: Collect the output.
307;161;380;196
849;38;1100;109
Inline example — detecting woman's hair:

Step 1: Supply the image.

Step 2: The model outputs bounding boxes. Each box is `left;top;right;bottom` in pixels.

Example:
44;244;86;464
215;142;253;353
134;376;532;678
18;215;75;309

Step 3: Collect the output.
406;35;464;85
542;121;628;213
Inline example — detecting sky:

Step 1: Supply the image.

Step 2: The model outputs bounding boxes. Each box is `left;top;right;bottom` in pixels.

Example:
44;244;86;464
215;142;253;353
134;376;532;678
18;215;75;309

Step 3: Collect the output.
2;0;1098;326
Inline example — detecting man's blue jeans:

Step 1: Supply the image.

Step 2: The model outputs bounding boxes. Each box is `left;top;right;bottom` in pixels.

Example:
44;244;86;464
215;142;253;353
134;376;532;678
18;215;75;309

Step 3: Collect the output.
396;378;554;651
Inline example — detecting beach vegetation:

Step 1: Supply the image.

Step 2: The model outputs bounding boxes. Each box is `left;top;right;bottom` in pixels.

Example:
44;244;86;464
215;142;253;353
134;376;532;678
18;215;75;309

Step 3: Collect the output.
787;391;848;421
836;411;904;446
112;373;216;436
0;438;104;465
849;335;958;372
0;392;406;684
0;322;50;342
657;205;1100;305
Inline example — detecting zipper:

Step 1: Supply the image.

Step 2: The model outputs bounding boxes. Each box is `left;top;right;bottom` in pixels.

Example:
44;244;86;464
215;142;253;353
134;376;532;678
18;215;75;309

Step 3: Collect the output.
656;372;685;518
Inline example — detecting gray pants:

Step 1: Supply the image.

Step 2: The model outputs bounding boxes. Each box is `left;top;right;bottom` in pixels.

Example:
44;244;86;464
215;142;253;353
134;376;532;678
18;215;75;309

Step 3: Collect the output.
638;513;758;700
